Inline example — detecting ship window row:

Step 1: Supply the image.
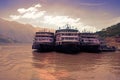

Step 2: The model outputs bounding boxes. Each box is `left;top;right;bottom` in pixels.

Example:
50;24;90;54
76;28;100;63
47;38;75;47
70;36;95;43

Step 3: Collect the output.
58;34;78;36
36;33;53;35
35;35;53;37
67;31;77;32
35;37;53;39
35;38;53;41
36;32;53;35
81;39;99;42
56;29;78;33
80;35;97;38
62;38;78;40
81;36;96;38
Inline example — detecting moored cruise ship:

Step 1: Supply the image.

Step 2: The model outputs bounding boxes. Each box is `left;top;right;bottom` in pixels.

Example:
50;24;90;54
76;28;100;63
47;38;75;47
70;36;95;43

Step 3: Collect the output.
32;31;54;51
79;33;100;52
55;24;80;53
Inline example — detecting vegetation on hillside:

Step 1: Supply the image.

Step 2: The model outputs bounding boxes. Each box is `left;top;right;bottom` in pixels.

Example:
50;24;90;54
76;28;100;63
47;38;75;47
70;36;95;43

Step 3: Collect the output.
96;23;120;37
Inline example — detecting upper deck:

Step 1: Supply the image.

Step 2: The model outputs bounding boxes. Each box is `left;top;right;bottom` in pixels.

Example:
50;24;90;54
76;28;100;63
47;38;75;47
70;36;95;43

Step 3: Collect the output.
55;24;80;44
35;32;54;37
80;33;100;45
80;33;98;38
33;31;54;43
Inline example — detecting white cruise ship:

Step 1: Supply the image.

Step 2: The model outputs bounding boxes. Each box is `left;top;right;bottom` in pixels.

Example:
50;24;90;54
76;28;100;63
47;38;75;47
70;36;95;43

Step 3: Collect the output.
55;24;80;53
32;31;54;51
79;33;100;52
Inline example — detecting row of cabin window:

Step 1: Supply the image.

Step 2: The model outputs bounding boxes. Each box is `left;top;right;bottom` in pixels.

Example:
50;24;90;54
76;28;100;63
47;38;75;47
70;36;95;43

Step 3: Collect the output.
35;35;53;37
57;30;77;32
35;37;52;39
35;38;53;41
58;34;78;36
80;39;99;42
61;38;79;40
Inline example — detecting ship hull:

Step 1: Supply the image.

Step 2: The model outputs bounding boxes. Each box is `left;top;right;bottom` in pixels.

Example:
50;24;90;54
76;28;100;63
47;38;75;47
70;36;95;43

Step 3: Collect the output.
55;44;80;53
80;45;100;52
32;43;54;51
99;45;116;52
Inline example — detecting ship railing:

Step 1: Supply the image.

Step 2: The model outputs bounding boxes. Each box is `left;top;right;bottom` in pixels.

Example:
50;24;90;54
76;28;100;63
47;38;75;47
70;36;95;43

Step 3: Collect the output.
56;32;79;34
35;40;53;42
36;34;54;36
81;42;100;45
61;36;79;38
56;42;79;45
56;40;79;42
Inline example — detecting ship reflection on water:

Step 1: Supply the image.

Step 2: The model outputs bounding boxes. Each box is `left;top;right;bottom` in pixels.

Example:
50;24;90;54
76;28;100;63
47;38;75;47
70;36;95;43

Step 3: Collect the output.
0;45;120;80
32;50;120;80
32;51;71;80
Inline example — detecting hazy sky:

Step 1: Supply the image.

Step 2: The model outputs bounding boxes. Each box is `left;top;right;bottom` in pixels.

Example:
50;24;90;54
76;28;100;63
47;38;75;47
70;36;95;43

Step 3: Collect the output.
0;0;120;32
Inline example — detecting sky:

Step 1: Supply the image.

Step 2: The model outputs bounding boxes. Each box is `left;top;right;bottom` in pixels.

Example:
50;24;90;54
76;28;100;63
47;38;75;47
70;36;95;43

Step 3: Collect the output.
0;0;120;32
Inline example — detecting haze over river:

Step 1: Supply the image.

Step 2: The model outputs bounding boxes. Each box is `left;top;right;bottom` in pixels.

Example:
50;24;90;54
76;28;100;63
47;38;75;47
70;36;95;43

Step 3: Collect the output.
0;44;120;80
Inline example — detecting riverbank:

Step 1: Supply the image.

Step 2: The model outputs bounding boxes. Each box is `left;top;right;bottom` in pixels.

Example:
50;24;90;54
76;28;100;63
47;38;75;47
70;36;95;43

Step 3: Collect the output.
105;37;120;50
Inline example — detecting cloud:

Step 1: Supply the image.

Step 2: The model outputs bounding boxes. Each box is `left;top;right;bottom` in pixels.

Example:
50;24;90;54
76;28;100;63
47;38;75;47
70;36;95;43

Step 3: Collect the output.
10;15;20;20
17;4;41;14
42;15;97;32
35;4;42;7
10;4;97;32
10;4;45;19
42;16;80;26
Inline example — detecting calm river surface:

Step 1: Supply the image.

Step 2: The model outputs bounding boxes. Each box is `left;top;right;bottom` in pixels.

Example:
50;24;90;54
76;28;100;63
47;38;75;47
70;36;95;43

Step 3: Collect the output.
0;44;120;80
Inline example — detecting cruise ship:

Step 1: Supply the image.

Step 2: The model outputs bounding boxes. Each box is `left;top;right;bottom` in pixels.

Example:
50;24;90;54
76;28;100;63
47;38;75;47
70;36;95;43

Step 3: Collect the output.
55;24;80;53
32;31;54;51
32;26;116;53
79;33;100;52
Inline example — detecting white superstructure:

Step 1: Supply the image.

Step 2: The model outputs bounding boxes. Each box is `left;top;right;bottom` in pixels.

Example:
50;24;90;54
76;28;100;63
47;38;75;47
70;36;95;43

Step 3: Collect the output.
55;24;80;45
33;32;54;44
80;33;100;45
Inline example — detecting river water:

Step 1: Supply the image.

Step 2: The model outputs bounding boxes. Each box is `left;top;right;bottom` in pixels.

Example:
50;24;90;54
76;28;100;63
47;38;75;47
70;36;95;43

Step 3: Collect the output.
0;44;120;80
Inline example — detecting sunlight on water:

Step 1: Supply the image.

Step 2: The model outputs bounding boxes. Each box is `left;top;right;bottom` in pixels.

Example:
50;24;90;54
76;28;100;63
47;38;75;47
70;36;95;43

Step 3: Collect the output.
0;44;120;80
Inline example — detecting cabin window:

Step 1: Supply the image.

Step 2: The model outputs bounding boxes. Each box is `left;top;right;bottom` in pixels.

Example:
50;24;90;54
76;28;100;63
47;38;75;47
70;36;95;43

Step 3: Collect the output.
81;40;84;42
62;38;64;40
50;39;53;41
75;38;78;40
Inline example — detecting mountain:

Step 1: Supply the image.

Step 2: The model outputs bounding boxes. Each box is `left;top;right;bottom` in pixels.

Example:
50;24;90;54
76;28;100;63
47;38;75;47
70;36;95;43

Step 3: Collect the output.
0;34;15;43
96;23;120;37
0;18;35;43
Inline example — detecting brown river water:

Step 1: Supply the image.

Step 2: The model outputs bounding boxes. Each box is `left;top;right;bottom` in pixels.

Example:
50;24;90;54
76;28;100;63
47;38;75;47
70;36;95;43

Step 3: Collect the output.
0;44;120;80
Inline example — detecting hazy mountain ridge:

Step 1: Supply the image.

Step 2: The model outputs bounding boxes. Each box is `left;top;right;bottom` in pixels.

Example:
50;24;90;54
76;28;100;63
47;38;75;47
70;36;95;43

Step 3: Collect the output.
0;18;55;43
0;18;35;43
0;34;16;43
1;17;119;43
96;23;120;37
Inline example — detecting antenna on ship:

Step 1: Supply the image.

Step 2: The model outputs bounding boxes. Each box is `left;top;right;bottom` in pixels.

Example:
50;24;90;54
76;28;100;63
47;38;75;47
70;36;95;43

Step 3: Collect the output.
59;27;61;30
75;27;77;30
66;24;70;29
83;29;86;33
